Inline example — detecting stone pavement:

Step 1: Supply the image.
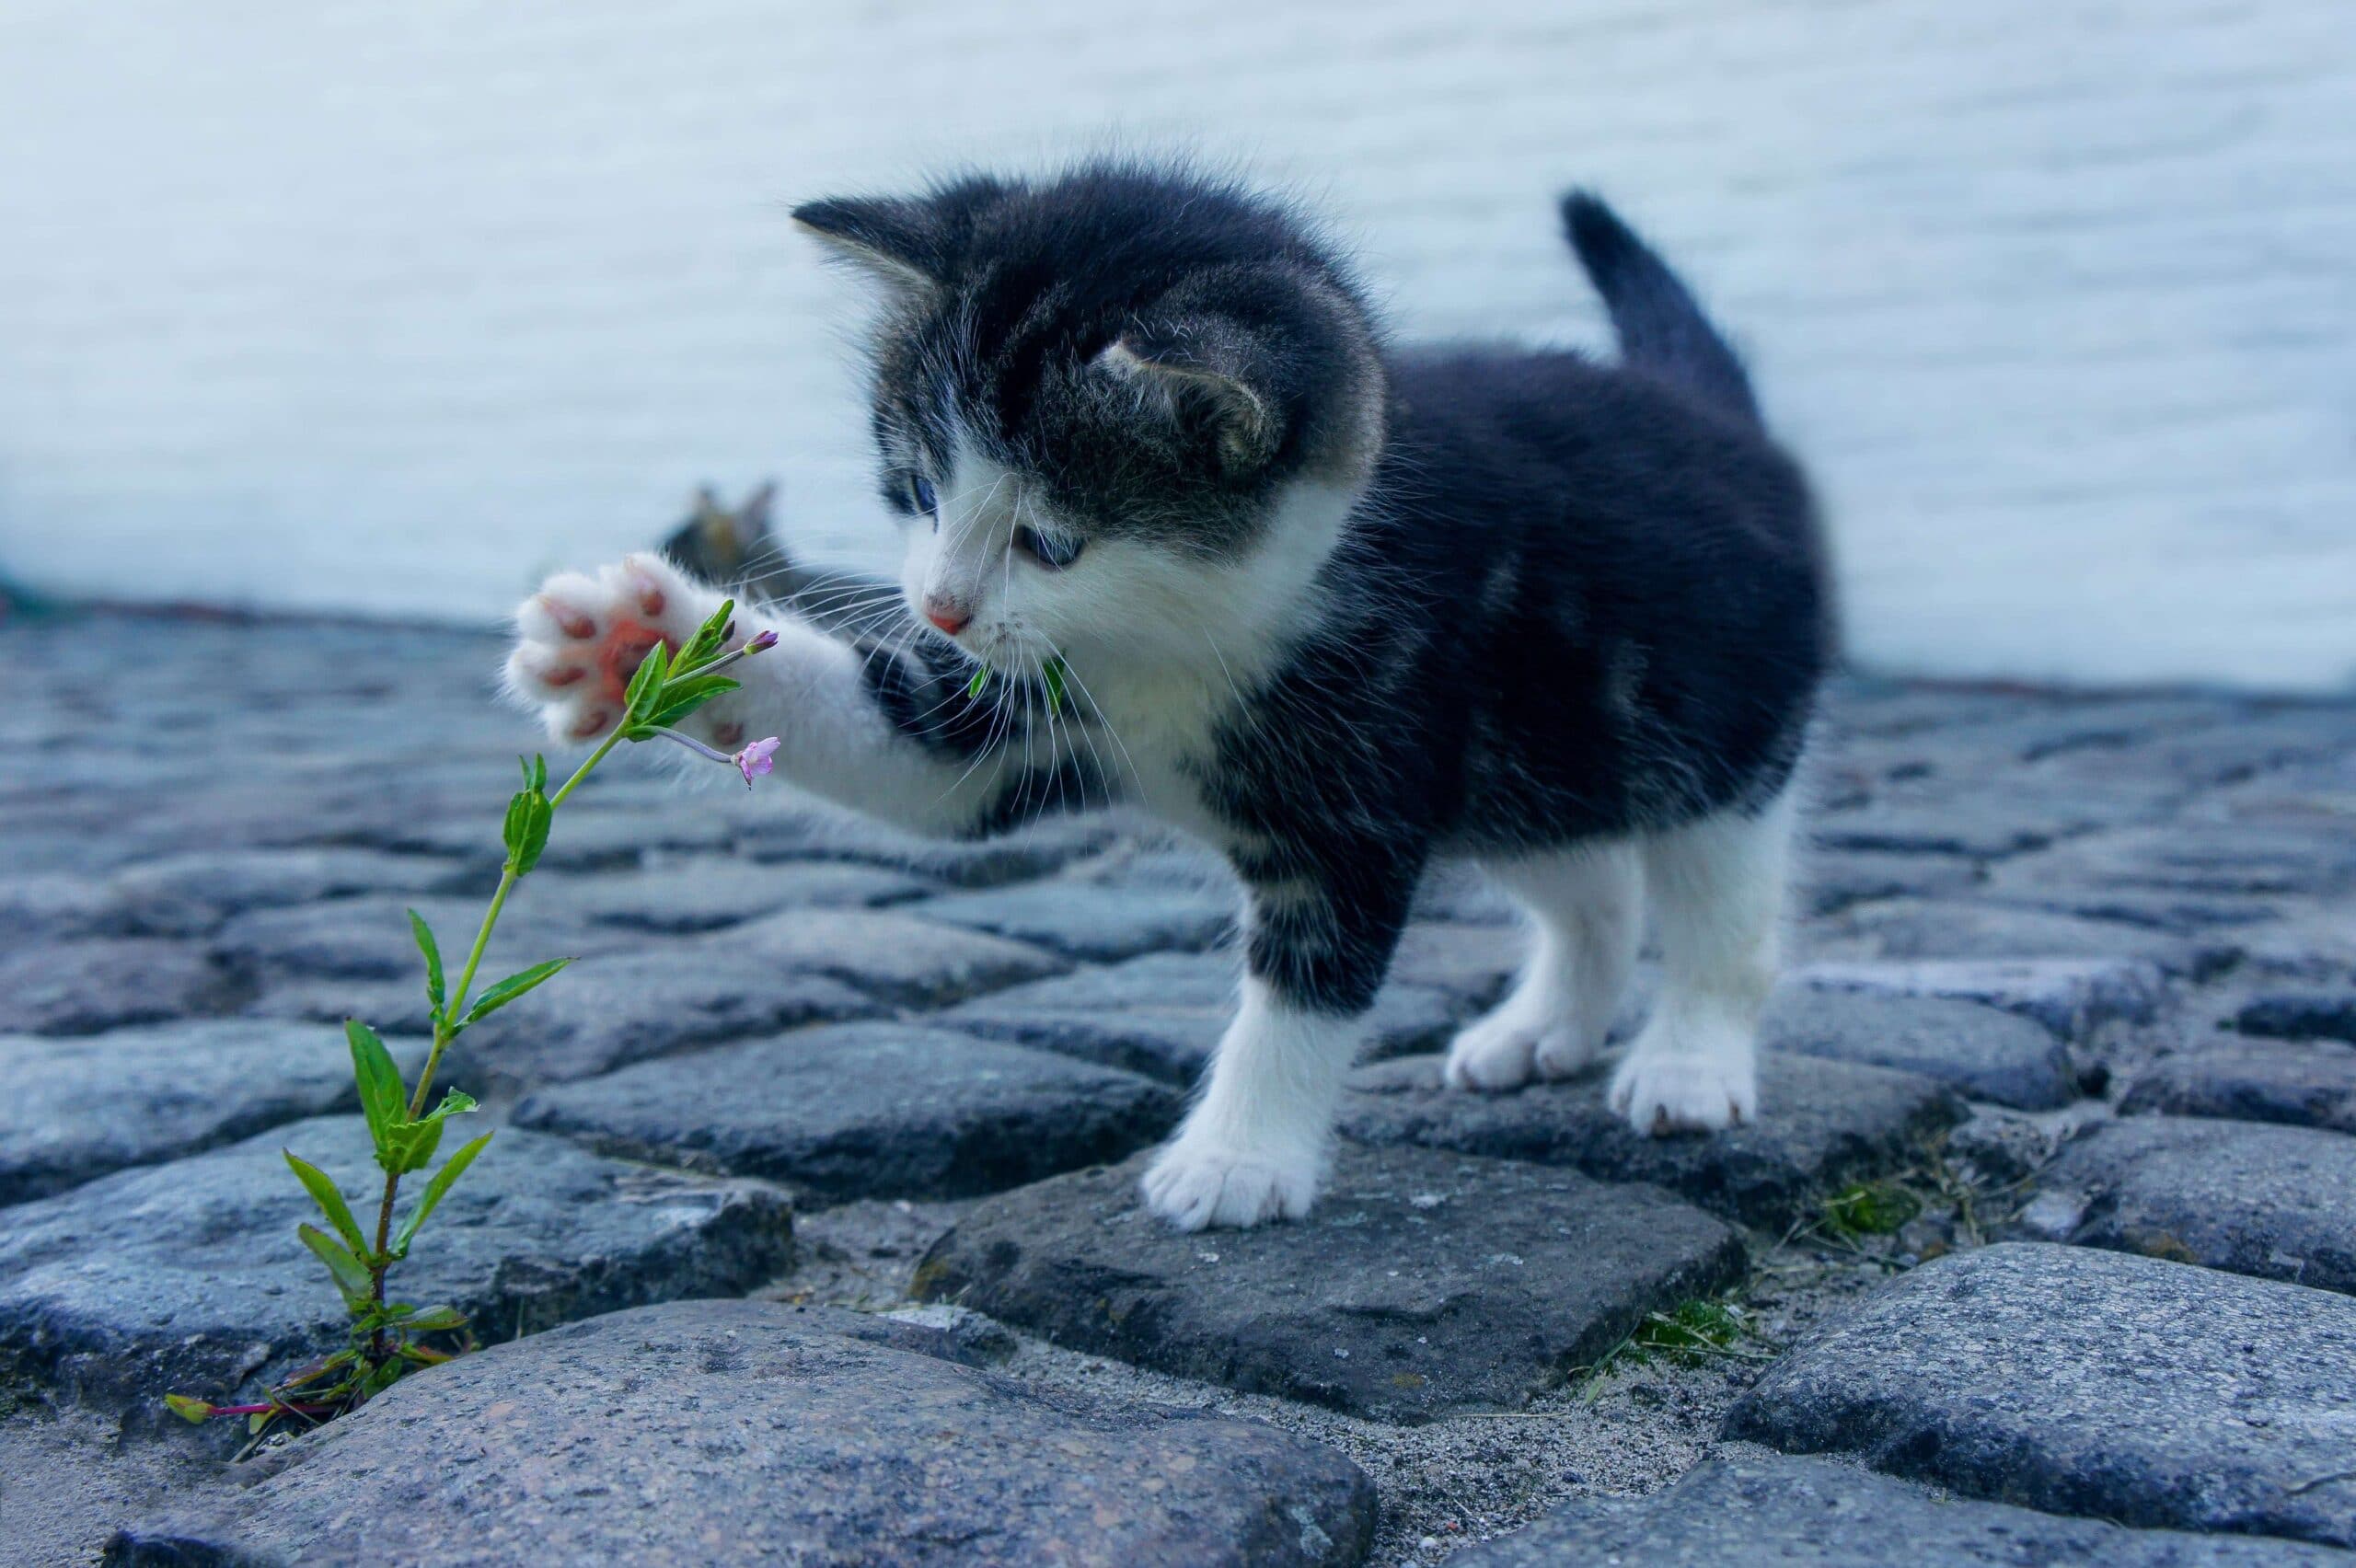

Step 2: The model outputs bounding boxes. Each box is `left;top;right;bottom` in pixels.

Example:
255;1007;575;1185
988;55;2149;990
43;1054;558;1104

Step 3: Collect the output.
0;609;2352;1565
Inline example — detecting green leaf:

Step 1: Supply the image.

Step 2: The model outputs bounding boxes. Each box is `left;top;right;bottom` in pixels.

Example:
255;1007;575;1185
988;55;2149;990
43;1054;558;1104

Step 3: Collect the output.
408;908;445;1020
345;1020;408;1170
384;1084;479;1175
672;598;736;674
299;1222;375;1311
1042;655;1068;716
457;958;572;1028
360;1357;407;1399
392;1132;493;1256
645;675;742;731
389;1303;467;1334
165;1393;214;1424
621;638;671;727
283;1150;368;1259
966;664;991;699
502;788;553;875
383;1113;445;1176
654;671;740;706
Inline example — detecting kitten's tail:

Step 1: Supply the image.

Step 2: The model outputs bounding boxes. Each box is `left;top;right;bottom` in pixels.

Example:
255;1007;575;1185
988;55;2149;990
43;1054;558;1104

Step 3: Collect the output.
1561;191;1761;428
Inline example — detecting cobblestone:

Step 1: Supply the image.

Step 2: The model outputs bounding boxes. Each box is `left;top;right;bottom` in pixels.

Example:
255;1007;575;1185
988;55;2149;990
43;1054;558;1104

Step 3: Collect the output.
1;611;2351;1566
1726;1245;2356;1548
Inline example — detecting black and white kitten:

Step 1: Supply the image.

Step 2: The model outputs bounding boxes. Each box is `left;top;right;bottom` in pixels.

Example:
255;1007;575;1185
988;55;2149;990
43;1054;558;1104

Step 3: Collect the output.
508;162;1831;1232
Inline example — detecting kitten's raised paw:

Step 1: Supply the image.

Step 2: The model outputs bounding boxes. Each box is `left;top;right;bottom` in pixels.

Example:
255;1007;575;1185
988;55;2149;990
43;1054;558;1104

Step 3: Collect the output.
1141;1137;1319;1231
1608;1040;1757;1136
506;554;722;744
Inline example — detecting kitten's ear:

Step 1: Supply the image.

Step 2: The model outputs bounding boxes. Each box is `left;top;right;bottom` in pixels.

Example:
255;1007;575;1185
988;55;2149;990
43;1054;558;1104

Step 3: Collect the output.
1096;324;1281;476
791;197;942;293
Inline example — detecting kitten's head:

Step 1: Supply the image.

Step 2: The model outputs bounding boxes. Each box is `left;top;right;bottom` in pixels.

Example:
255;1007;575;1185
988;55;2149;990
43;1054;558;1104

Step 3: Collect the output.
793;161;1384;676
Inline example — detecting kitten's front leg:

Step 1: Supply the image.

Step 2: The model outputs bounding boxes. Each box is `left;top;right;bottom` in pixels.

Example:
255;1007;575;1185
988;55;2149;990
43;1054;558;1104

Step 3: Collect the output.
1142;865;1418;1231
1140;976;1359;1230
506;553;1038;837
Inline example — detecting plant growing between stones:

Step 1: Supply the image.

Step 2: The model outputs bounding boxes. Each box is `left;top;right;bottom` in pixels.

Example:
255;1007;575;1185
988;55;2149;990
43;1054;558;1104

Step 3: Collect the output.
1817;1180;1923;1242
1578;1297;1773;1401
167;601;778;1449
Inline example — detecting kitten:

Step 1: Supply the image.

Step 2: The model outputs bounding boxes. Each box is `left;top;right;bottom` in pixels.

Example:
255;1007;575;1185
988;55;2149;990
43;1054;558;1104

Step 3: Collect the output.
509;161;1831;1232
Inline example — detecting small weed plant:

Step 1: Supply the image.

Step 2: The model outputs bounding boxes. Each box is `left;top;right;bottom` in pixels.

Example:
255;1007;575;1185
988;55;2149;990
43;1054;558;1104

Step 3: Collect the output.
168;602;777;1449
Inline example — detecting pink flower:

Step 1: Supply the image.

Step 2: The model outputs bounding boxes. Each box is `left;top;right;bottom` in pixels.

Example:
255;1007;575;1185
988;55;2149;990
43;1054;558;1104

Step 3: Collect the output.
734;736;780;787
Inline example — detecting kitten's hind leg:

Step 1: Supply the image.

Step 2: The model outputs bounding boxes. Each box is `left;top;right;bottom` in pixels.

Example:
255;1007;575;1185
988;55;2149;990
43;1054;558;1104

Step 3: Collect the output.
1445;843;1643;1090
1610;791;1796;1135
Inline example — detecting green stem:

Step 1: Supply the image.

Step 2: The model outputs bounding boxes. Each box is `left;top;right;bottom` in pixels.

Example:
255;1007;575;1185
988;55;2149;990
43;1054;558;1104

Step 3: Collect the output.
408;867;513;1119
404;729;619;1119
365;729;626;1350
548;727;625;811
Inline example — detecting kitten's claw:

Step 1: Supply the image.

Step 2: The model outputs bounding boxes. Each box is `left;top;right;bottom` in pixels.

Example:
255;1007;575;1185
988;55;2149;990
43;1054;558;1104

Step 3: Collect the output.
1607;1032;1756;1136
1141;1137;1319;1231
506;553;723;745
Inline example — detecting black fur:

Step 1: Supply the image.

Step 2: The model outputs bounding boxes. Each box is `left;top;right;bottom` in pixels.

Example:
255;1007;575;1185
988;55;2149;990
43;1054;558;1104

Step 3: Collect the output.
795;163;1831;1017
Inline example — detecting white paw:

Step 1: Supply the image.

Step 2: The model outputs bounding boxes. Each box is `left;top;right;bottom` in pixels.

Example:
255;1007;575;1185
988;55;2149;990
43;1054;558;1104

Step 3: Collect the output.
505;554;733;746
1443;1008;1601;1091
1140;1136;1322;1231
1608;1033;1757;1136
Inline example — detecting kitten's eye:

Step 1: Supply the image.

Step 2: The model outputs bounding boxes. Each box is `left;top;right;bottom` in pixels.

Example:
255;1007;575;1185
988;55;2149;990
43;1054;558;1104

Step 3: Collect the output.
907;475;938;518
1013;524;1084;571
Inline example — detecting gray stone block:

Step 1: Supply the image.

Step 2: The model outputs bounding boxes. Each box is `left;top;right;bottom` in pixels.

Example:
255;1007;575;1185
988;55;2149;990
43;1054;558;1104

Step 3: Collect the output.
1828;900;2235;978
1453;1454;2348;1566
915;880;1236;961
0;1116;794;1423
514;1021;1181;1203
2120;1040;2356;1134
1341;1051;1961;1226
1798;848;1981;917
0;939;248;1035
710;906;1069;1007
950;949;1500;1086
734;807;1119;886
106;1298;1374;1567
526;856;931;934
0;1021;422;1205
2027;1116;2356;1295
0;871;214;940
1726;1243;2356;1547
441;949;883;1091
2238;993;2356;1045
110;848;470;922
212;894;630;984
914;1145;1745;1424
1794;956;2168;1040
1761;986;2077;1110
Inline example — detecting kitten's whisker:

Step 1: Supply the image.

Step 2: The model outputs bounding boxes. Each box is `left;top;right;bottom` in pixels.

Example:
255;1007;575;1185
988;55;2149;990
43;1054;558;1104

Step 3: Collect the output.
1053;653;1145;804
935;661;1019;807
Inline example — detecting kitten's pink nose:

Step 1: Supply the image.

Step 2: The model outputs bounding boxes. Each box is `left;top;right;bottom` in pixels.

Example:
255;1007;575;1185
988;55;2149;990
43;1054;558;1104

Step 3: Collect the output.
924;595;971;636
